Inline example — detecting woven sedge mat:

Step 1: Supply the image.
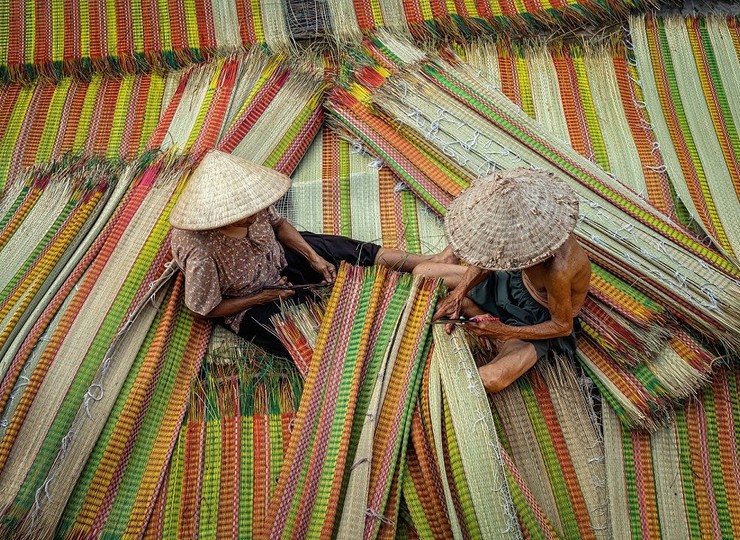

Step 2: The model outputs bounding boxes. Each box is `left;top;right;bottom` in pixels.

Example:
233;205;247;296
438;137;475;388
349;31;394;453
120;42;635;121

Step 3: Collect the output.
264;266;439;539
278;126;447;256
0;158;121;356
0;158;184;536
0;72;172;186
604;365;740;540
0;1;217;83
629;15;740;258
431;326;521;539
461;38;676;216
55;273;209;539
401;362;457;539
489;357;608;540
366;35;737;280
266;263;389;538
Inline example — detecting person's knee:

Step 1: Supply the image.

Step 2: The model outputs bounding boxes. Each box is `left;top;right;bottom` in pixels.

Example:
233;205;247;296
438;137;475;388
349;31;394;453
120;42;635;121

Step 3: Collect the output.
478;365;513;393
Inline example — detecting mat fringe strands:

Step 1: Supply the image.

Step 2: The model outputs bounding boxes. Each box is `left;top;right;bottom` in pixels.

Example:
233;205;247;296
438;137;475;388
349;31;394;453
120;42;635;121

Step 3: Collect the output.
0;155;188;536
629;15;740;258
0;71;172;189
0;156;120;356
271;301;323;377
490;358;608;540
604;365;740;540
321;0;662;43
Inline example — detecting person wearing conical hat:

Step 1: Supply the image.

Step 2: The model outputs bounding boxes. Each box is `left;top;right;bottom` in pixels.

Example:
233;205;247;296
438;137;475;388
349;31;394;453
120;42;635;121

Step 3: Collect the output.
170;150;456;357
413;168;591;393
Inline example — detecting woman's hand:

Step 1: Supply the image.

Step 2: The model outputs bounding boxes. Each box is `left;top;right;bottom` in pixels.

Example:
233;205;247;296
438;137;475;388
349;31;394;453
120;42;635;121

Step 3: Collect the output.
253;276;295;304
309;256;336;283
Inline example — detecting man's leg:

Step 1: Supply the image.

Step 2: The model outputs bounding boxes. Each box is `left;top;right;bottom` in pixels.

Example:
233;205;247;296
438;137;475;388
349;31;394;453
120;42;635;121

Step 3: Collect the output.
478;340;537;393
410;261;467;288
375;245;459;273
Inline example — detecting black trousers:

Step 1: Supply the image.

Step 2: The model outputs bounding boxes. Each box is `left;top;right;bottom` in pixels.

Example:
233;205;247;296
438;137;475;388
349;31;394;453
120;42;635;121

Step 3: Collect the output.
230;232;380;357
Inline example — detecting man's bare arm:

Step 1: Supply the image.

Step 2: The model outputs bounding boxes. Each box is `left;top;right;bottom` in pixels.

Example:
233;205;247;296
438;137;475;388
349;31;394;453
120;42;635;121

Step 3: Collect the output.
434;265;489;319
467;271;574;340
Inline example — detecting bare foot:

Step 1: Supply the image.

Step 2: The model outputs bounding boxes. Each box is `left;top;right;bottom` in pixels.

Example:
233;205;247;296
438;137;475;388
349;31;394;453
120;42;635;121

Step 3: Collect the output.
428;245;459;265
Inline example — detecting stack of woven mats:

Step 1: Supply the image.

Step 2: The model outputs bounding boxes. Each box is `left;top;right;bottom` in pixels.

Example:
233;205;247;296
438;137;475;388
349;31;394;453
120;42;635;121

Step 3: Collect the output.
0;0;669;83
157;265;524;539
1;0;739;538
326;33;739;429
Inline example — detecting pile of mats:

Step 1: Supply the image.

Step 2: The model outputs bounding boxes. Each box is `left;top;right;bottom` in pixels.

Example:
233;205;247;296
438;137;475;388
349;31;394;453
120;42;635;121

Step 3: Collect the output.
0;1;739;538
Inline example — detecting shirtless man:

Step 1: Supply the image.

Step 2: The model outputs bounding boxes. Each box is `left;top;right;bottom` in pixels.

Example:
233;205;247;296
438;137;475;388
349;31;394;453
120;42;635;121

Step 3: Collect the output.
413;168;591;393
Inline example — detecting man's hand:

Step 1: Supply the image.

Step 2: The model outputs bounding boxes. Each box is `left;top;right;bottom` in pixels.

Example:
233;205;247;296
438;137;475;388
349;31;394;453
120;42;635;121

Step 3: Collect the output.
466;314;507;339
309;256;336;283
434;290;466;334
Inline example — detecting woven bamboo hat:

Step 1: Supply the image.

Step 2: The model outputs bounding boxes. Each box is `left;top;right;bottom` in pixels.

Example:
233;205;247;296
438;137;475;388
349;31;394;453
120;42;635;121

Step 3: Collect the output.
169;150;292;230
444;168;579;270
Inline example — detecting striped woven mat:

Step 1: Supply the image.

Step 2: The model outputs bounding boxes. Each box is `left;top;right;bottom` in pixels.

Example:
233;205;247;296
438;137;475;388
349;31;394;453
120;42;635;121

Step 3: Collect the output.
629;15;740;259
490;357;608;539
0;156;121;358
0;0;668;83
461;37;676;218
604;365;740;539
153;352;303;539
0;72;173;189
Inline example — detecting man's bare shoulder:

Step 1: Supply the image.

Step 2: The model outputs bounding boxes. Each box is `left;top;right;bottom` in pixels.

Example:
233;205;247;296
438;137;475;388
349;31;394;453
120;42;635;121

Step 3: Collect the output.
547;237;590;286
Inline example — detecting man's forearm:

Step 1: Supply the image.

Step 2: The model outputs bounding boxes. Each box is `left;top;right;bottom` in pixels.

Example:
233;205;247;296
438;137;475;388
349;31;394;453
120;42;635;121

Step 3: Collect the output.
456;266;489;296
490;319;573;341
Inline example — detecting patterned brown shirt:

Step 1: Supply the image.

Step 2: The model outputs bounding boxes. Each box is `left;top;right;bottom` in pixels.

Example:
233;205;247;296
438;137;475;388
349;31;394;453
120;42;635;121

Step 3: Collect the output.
171;206;287;331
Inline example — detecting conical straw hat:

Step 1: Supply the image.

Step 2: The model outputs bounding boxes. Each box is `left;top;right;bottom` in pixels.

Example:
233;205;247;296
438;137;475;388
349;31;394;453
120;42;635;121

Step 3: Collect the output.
444;168;579;270
169;150;292;230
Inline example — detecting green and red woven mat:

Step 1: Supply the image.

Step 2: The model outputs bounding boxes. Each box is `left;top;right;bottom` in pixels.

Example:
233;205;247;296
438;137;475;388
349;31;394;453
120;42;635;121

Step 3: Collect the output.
629;15;740;258
0;0;672;83
604;365;740;540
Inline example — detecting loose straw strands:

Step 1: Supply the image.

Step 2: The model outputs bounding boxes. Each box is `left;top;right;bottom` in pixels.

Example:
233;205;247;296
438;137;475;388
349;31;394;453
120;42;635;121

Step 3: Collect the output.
0;156;119;360
490;358;608;540
0;156;183;534
271;301;323;377
430;326;520;539
154;358;303;539
604;366;740;540
629;15;740;258
0;72;171;189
